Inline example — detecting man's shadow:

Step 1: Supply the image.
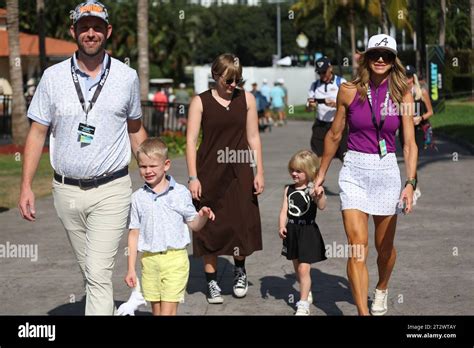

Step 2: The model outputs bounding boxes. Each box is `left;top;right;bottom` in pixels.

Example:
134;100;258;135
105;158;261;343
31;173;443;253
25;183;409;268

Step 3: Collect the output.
48;295;152;316
260;268;354;315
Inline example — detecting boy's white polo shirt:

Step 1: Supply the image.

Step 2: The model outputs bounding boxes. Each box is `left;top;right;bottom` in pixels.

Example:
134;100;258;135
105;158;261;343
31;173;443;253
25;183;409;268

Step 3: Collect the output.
129;175;198;253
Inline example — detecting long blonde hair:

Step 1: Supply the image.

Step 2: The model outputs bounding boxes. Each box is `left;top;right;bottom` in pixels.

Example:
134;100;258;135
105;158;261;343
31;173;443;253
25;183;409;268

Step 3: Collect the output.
411;73;423;101
353;53;409;104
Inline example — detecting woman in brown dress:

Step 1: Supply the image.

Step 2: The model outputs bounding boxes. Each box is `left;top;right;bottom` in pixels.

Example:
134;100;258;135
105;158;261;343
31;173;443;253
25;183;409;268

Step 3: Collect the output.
186;53;264;304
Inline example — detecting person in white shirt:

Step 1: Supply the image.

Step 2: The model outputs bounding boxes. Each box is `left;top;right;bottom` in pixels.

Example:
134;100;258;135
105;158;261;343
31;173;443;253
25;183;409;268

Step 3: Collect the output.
307;56;348;161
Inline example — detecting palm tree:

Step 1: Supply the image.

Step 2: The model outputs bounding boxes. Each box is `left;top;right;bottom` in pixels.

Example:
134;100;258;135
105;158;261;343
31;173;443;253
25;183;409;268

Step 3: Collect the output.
37;0;47;74
137;0;149;101
471;0;474;99
7;0;29;145
439;0;446;47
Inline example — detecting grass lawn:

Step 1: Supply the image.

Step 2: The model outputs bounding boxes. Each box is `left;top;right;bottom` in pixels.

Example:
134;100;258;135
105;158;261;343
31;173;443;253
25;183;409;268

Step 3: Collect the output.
287;99;474;144
0;153;53;211
429;99;474;145
0;146;180;210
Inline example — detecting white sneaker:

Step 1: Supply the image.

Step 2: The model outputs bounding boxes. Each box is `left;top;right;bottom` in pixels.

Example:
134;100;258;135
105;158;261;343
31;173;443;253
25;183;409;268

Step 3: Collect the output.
207;280;224;304
370;288;388;316
295;300;310;316
233;267;248;298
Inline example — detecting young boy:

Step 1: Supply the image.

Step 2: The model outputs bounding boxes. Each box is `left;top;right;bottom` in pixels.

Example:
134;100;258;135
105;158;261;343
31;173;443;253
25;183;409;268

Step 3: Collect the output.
125;137;215;315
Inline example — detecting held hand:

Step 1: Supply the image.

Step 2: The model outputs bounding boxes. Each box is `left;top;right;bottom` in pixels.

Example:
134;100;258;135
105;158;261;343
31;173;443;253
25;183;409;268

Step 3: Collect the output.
18;188;36;221
199;206;215;221
314;173;325;190
125;271;137;288
315;186;325;200
399;186;414;214
413;116;422;126
254;172;265;195
278;227;287;239
188;179;202;201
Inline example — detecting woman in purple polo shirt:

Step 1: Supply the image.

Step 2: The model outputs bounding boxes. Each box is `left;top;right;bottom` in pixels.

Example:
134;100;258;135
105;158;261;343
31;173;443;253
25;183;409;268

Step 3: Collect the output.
315;34;418;316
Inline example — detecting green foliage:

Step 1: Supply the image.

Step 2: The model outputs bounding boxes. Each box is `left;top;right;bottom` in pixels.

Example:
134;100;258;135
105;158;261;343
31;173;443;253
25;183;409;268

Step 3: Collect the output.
159;133;187;157
430;100;474;144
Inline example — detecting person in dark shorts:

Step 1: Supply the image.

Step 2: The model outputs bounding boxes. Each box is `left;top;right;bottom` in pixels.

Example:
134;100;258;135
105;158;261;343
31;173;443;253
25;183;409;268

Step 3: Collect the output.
307;56;347;160
279;150;327;316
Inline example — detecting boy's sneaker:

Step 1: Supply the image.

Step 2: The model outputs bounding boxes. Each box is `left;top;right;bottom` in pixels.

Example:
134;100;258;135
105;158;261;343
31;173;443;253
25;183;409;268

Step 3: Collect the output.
370;288;388;316
233;267;248;298
207;280;223;304
295;300;310;316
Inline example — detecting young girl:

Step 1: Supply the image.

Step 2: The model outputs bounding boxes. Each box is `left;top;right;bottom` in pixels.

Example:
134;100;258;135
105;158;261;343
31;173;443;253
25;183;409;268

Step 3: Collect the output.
279;150;327;316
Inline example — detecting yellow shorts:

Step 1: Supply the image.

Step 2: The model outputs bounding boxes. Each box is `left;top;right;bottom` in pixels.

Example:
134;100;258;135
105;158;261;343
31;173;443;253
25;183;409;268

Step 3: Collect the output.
141;248;189;303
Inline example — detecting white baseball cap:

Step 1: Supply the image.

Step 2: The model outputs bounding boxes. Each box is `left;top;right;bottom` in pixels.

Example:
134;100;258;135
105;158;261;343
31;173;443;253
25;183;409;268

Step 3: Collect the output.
277;78;285;84
366;34;397;55
262;78;268;84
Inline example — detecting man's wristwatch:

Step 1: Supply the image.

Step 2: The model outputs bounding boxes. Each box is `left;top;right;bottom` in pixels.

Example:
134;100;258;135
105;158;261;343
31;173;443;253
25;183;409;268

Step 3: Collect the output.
188;176;198;183
405;178;417;190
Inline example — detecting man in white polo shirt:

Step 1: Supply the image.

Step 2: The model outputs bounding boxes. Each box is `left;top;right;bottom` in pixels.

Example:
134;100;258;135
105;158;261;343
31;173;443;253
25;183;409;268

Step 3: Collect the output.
307;56;348;161
18;0;147;315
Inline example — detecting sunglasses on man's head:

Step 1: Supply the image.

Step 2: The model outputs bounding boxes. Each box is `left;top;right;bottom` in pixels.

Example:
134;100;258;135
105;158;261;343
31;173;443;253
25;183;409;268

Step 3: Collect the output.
366;50;395;62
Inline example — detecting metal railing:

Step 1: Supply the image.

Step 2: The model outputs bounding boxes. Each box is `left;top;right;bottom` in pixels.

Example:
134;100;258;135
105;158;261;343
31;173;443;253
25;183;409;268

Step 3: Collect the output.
0;98;189;138
0;96;12;137
141;101;189;136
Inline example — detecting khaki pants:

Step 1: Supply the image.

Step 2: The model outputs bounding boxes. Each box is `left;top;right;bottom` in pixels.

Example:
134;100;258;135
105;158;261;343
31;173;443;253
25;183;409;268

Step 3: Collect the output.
52;175;132;315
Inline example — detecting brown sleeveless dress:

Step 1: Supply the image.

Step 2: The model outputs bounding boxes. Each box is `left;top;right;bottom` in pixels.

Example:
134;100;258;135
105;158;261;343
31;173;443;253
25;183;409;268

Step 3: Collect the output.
192;89;262;257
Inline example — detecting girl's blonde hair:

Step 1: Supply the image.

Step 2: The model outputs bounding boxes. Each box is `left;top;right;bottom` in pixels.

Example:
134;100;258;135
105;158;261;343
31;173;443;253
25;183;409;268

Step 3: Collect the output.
211;53;244;87
353;52;409;104
136;137;168;161
411;73;423;101
288;150;320;182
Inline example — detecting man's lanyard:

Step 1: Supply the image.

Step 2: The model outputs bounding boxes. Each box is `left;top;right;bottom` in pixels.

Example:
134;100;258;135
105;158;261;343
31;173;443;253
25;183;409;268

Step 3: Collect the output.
367;83;390;141
70;53;111;124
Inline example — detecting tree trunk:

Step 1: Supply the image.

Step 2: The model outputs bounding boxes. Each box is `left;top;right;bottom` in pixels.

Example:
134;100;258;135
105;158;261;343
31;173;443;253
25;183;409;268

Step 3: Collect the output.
470;0;474;99
37;0;47;75
349;8;357;78
416;0;426;79
439;0;446;47
380;0;389;34
7;0;29;145
137;0;149;101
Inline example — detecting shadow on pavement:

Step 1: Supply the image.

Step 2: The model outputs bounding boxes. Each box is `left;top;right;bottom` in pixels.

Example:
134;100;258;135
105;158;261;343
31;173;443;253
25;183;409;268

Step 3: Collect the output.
259;268;354;315
47;296;151;316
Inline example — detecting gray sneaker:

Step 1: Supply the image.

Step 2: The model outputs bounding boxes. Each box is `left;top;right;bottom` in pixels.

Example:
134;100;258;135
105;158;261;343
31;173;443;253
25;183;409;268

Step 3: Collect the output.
207;280;224;304
233;267;248;298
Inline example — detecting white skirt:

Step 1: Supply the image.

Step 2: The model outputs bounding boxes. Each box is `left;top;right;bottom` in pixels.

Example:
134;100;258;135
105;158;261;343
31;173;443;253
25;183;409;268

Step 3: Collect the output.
339;150;402;216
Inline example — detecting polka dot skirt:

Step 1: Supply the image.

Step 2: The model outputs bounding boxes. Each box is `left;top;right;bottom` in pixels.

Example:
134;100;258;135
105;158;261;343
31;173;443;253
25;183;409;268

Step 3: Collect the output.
339;150;402;216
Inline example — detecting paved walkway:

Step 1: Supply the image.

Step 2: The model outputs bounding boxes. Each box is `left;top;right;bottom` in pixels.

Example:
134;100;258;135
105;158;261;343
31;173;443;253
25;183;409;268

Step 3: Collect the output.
1;120;473;315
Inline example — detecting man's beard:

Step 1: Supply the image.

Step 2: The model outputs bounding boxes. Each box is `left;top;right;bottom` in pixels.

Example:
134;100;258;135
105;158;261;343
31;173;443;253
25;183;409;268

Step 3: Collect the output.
77;39;107;57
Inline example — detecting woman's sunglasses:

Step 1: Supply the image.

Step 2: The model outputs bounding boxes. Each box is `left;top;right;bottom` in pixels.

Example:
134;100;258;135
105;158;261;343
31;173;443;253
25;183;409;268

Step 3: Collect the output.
366;50;395;62
222;76;243;85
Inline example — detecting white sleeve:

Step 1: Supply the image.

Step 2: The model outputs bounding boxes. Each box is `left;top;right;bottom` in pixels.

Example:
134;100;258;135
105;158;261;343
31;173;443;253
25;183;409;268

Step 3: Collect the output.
127;71;142;120
128;195;141;229
27;72;52;126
